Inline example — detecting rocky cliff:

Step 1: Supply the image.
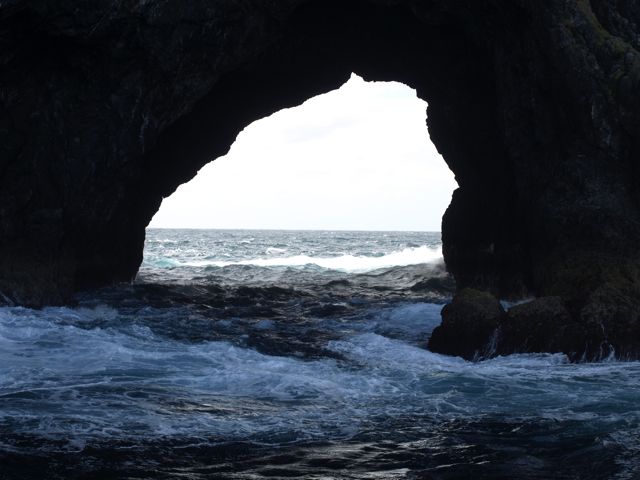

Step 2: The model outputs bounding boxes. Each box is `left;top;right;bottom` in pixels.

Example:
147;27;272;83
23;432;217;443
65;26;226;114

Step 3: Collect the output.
1;0;639;359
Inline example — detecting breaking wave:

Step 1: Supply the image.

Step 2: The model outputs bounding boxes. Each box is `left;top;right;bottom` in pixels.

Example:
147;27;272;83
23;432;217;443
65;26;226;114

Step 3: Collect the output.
180;245;442;272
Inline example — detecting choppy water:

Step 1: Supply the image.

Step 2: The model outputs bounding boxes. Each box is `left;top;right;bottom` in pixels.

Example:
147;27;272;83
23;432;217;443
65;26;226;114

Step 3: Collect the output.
1;229;639;479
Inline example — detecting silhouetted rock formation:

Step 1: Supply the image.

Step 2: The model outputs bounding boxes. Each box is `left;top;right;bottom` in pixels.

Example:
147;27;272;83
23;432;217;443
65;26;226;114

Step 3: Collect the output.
429;289;504;360
429;292;640;361
498;297;583;359
1;1;640;357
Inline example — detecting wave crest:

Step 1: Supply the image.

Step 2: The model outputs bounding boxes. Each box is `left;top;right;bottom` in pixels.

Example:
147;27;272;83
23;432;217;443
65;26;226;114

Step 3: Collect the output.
181;245;442;273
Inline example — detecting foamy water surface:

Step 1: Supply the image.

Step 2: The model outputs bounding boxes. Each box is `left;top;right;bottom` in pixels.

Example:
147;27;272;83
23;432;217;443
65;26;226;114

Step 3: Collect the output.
1;229;639;479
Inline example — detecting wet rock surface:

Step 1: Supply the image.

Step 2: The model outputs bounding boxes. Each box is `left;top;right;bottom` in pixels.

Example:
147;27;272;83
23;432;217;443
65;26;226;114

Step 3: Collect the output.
428;289;504;360
578;282;640;360
497;297;588;360
430;292;640;361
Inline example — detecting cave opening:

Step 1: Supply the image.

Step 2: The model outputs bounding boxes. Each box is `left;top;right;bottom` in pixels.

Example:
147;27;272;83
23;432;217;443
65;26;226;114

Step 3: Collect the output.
147;74;457;232
142;74;457;286
124;0;525;301
0;0;533;306
5;2;640;474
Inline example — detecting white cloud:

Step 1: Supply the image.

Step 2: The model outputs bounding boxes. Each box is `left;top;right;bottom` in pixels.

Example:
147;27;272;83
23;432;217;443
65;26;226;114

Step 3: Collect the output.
149;74;458;231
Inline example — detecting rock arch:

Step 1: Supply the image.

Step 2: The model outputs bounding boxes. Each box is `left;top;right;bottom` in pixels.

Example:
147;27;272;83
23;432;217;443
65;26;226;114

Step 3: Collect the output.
1;0;640;356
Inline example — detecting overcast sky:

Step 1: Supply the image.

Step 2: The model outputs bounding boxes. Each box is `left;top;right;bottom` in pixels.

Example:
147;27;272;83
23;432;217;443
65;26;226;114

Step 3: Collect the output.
149;74;457;231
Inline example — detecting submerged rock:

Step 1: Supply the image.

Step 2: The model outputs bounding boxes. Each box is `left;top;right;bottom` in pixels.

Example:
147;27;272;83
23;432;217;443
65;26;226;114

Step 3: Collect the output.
428;289;504;360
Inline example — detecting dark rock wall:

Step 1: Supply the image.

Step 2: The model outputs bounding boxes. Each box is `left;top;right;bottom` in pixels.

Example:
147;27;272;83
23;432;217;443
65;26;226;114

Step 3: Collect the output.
1;0;640;336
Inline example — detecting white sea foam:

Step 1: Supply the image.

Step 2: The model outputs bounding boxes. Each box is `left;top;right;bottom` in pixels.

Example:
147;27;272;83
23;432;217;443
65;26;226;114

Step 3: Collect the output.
183;245;443;272
266;247;287;254
374;302;443;334
2;305;640;448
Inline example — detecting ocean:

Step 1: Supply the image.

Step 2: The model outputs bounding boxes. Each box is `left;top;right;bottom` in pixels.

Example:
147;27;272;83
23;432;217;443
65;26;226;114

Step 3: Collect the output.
1;229;639;479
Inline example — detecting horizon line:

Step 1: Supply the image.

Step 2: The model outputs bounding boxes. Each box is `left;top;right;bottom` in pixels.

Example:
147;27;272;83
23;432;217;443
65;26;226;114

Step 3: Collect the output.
146;226;441;233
